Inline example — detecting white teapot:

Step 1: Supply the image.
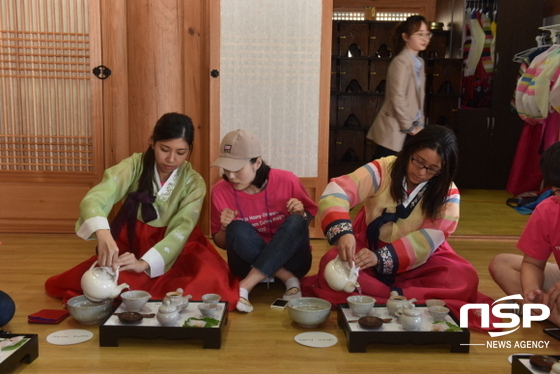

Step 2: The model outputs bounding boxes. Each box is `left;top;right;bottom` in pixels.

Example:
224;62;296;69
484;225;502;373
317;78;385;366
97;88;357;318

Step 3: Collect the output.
395;302;423;331
324;256;360;293
163;288;192;312
157;299;180;326
386;291;416;316
80;261;129;302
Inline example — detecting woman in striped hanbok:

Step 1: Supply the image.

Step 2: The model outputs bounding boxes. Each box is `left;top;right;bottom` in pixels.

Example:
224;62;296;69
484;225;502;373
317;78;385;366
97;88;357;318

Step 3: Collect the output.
302;125;499;331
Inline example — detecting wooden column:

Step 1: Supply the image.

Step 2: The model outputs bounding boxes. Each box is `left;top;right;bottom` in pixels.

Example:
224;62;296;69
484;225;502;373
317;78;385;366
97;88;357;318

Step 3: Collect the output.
100;0;130;169
126;0;186;154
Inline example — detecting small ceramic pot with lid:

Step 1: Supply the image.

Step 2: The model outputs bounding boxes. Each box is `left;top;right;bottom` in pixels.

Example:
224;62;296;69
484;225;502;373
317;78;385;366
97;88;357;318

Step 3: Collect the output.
157;300;180;326
396;303;422;331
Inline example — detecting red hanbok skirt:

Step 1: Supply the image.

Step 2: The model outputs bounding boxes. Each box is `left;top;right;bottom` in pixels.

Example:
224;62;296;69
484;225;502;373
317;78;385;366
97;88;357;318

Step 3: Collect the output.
45;222;239;311
301;208;501;332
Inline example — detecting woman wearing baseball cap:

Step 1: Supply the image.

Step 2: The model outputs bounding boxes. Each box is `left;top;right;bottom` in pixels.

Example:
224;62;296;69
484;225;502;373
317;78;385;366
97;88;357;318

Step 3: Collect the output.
211;129;318;313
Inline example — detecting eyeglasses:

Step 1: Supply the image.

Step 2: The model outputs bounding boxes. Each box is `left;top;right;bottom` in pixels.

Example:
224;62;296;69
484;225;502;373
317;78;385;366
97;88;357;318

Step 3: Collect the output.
412;32;433;40
411;156;441;176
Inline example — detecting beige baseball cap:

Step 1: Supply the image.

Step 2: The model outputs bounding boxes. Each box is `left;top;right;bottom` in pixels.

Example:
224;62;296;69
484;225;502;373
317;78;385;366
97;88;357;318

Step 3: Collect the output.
211;129;262;171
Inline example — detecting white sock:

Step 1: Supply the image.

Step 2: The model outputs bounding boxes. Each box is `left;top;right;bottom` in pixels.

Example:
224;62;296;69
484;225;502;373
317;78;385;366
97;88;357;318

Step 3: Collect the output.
283;277;302;300
236;288;253;313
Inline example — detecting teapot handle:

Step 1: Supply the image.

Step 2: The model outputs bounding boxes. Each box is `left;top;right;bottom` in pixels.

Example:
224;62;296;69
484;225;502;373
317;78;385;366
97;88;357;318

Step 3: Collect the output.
113;266;120;284
89;260;98;270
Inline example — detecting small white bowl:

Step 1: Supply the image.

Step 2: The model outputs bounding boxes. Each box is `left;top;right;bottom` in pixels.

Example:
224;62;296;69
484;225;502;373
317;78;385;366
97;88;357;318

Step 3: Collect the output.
429;305;450;321
202;293;221;305
121;290;151;312
198;303;218;317
426;299;445;308
287;297;331;328
347;295;376;317
66;295;113;325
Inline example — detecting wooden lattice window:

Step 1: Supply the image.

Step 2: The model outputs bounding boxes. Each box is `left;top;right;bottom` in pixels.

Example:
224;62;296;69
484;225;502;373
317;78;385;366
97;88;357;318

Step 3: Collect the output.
0;0;92;172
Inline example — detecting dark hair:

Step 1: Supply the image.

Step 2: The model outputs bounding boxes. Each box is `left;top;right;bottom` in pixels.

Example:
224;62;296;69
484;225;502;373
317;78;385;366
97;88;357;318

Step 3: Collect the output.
540;142;560;188
221;157;271;189
389;125;458;221
137;112;195;196
393;15;429;55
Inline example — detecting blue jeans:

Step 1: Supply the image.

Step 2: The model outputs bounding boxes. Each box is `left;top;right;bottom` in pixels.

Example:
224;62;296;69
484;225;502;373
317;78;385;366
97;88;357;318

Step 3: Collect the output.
225;214;312;279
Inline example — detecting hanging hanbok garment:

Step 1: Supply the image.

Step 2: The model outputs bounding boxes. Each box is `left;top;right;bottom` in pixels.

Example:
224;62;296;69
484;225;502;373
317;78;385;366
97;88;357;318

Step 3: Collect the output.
537;52;560;120
543;110;560;150
512;60;529;112
547;58;560;115
512;46;551;112
461;17;473;105
514;109;560;195
480;12;494;73
490;17;497;67
464;10;485;77
508;50;560;195
506;121;544;195
515;46;557;124
523;46;560;122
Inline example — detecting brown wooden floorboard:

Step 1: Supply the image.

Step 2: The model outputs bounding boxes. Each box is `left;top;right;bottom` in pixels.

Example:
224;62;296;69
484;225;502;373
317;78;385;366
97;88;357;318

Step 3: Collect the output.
2;190;558;373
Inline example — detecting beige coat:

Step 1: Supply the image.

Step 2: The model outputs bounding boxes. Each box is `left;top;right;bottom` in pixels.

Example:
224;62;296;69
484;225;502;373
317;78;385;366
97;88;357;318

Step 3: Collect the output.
366;49;425;152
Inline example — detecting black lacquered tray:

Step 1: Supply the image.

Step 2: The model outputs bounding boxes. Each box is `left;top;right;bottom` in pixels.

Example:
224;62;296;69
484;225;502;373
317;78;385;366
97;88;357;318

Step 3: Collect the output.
512;355;560;374
337;304;470;353
0;333;39;373
100;300;228;348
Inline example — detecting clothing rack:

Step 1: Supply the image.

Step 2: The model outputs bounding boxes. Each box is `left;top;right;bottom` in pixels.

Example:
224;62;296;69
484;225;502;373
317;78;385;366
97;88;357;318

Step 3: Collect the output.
539;24;560;45
465;0;497;13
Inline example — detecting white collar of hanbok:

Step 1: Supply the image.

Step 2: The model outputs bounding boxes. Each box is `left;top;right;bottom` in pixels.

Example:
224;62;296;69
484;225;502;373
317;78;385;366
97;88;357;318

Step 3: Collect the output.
401;178;428;208
153;165;179;201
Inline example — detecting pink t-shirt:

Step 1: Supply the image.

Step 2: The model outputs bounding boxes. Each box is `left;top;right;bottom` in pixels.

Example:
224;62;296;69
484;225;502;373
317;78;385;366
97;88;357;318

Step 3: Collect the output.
210;169;318;242
517;196;560;266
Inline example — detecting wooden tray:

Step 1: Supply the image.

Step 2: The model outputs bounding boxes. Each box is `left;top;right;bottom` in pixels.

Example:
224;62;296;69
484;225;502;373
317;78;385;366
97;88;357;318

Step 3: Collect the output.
337;304;470;353
512;355;560;374
0;333;39;373
99;300;228;348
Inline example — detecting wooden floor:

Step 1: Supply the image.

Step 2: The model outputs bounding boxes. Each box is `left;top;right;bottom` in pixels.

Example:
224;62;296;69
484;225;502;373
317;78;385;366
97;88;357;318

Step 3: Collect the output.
2;190;559;373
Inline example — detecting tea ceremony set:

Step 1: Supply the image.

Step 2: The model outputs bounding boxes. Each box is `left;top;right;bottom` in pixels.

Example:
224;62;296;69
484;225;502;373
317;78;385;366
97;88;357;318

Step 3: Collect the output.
1;256;483;373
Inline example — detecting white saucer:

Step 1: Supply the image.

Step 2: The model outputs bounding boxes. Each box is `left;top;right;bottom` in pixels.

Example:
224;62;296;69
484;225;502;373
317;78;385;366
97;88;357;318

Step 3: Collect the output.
46;329;94;345
294;331;337;348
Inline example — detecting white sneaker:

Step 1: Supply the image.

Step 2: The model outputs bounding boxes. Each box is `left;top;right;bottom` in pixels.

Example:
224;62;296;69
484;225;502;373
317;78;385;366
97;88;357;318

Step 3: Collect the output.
283;287;302;301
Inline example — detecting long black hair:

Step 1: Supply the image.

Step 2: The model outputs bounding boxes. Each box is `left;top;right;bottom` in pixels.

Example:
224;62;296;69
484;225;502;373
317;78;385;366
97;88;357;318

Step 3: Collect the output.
137;112;195;196
389;125;458;221
540;141;560;188
393;15;429;55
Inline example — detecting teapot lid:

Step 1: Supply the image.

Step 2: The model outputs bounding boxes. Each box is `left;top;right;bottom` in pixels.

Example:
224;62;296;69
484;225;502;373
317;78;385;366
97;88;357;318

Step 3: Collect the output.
92;267;115;280
403;308;421;316
158;300;178;313
403;305;421;316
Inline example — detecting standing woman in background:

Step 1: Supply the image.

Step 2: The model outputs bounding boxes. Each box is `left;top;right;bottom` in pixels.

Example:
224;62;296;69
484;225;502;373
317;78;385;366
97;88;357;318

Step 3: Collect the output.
367;15;431;160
